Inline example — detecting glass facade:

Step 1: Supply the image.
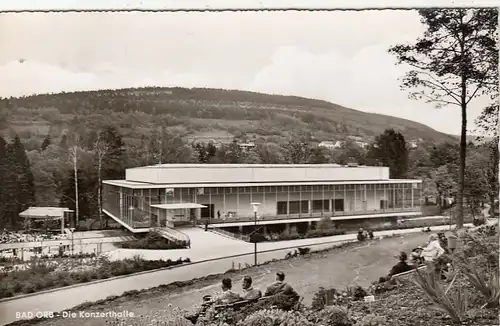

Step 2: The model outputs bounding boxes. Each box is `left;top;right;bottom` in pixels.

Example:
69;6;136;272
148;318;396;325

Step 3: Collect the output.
102;182;422;228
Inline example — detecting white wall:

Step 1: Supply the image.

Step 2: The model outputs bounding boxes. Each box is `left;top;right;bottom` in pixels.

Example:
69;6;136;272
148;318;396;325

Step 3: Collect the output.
125;165;390;184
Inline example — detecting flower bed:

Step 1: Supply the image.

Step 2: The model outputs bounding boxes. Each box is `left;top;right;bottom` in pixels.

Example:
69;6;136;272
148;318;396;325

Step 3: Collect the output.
121;231;186;249
0;255;190;299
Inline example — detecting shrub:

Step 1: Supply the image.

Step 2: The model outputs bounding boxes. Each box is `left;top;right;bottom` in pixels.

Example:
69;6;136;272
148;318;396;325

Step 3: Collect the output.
236;309;314;326
413;264;468;325
316;305;352;326
357;314;388;326
312;287;340;310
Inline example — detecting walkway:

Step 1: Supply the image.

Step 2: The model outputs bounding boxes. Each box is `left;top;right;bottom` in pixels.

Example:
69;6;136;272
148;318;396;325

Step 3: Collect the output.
103;224;465;262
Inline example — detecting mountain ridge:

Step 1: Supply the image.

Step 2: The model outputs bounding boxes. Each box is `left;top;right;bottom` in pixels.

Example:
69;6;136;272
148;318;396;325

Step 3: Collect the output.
1;86;457;149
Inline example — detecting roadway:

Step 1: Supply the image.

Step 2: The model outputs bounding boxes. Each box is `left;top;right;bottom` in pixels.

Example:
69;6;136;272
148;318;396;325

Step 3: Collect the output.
0;223;473;325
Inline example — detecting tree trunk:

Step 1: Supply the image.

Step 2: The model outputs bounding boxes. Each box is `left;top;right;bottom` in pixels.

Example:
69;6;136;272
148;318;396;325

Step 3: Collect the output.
489;138;499;217
457;88;467;229
97;155;102;229
72;146;79;229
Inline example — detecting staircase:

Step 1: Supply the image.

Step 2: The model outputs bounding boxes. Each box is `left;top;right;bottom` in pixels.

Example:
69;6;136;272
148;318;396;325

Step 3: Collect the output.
153;227;191;247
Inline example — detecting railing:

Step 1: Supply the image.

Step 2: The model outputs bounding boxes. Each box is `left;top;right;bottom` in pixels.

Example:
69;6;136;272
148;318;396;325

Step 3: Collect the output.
153;227;191;246
209;227;250;242
205;207;421;225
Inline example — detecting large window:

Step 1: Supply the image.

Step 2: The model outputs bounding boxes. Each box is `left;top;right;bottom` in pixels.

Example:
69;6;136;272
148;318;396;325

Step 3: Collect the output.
277;201;288;215
312;200;330;212
333;199;344;212
289;200;308;214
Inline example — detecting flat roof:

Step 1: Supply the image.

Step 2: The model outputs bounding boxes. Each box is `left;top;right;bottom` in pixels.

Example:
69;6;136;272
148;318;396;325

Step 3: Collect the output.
150;203;207;210
19;207;73;219
133;164;348;169
103;179;422;189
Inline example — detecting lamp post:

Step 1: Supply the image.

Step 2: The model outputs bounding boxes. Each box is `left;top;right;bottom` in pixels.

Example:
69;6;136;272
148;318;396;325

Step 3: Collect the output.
251;202;260;266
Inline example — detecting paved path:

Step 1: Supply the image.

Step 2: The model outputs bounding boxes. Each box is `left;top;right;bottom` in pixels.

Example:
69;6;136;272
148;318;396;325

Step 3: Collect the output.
103;224;464;262
0;224;472;326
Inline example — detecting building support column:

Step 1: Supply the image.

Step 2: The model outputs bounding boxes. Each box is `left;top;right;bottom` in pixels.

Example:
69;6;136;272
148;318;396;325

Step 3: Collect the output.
119;187;123;220
299;187;302;218
263;187;266;218
332;186;336;215
238;225;243;234
321;185;325;217
263;225;268;237
285;223;291;234
223;190;226;214
309;186;312;216
287;186;290;217
308;220;312;231
237;187;240;218
411;186;414;209
343;184;346;213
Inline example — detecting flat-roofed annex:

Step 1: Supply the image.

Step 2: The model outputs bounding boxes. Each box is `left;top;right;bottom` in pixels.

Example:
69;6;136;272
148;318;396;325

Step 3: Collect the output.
110;163;420;187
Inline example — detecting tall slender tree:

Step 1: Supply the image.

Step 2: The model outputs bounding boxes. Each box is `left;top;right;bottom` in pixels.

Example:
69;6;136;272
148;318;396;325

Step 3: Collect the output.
94;133;109;228
389;9;498;228
3;136;35;229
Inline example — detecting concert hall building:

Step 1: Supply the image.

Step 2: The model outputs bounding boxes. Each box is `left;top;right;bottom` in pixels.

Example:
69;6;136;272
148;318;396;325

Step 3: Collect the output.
102;164;423;234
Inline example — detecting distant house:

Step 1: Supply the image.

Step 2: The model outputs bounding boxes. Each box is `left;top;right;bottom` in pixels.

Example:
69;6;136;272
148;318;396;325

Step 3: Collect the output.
407;140;419;149
354;141;368;149
239;142;256;150
318;141;337;149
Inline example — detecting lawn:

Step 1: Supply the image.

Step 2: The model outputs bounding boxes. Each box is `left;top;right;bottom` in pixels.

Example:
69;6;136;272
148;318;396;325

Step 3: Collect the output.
22;232;435;326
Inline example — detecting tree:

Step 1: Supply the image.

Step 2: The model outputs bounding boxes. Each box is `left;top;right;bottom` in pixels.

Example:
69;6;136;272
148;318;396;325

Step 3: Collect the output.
41;134;51;151
389;9;498;228
282;138;312;164
100;126;126;179
2;136;36;229
367;129;409;178
308;147;332;164
434;165;458;211
67;134;80;228
463;151;488;217
332;139;367;165
94;134;109;228
0;136;7;227
255;143;285;164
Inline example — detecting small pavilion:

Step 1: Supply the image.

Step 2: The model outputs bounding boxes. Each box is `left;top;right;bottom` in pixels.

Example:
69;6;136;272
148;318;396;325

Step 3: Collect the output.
19;207;73;234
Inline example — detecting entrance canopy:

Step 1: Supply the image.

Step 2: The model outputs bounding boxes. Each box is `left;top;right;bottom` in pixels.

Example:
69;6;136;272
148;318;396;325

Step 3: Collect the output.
19;207;73;220
150;203;207;210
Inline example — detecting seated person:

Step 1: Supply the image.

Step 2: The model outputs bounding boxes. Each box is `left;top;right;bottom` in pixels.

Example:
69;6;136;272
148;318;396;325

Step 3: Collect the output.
368;230;374;239
241;276;262;301
388;252;413;277
215;278;243;305
357;228;366;241
184;278;243;324
264;271;299;300
410;246;425;266
421;234;445;262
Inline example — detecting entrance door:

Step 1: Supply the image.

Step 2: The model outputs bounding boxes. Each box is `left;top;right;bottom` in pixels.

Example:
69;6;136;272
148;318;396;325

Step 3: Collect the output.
200;204;215;219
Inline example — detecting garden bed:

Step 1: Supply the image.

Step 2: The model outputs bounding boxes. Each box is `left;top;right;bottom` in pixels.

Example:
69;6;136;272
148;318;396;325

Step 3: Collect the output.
120;231;186;249
0;255;190;299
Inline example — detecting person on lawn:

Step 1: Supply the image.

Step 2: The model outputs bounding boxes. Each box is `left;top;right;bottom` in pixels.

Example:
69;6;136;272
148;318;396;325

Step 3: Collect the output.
264;271;299;300
357;228;366;241
421;234;445;262
241;276;262;301
388;252;413;277
410;246;425;266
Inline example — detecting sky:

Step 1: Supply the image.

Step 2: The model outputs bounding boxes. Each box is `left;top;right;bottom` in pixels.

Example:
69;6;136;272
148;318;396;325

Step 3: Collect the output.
0;10;493;135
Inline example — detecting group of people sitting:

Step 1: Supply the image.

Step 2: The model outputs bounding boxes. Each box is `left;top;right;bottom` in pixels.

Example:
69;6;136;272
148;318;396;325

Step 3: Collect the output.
185;271;299;324
357;228;374;241
379;233;450;282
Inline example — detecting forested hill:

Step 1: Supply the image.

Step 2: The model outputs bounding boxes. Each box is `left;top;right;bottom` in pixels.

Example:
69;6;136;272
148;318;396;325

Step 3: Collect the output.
0;87;454;149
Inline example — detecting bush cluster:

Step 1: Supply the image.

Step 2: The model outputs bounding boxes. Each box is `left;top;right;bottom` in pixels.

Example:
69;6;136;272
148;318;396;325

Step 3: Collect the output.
121;231;186;249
